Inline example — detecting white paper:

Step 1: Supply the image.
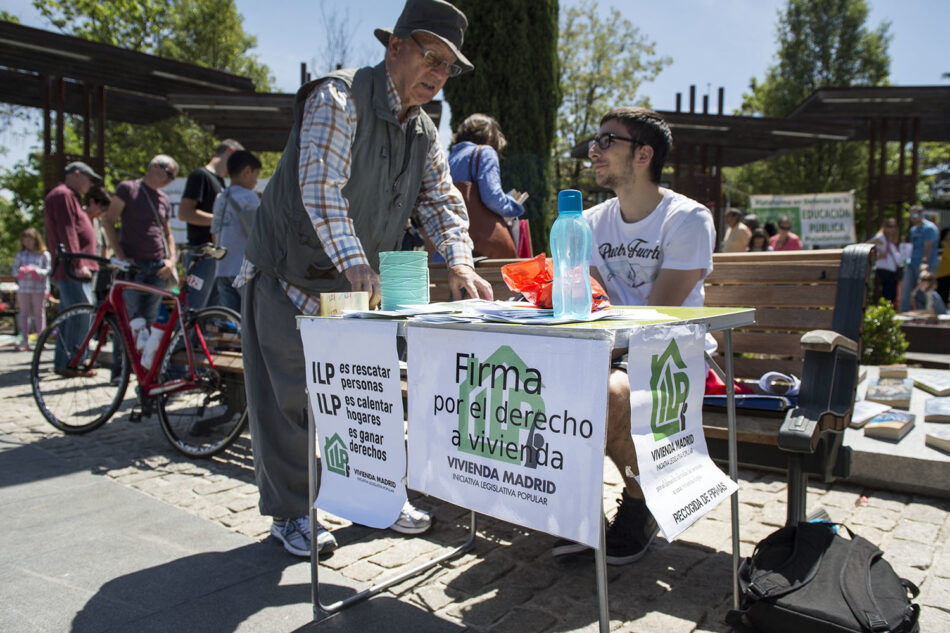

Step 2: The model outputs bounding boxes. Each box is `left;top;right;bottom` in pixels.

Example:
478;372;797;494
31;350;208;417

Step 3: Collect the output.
851;400;892;427
407;325;610;548
300;319;407;528
627;323;738;541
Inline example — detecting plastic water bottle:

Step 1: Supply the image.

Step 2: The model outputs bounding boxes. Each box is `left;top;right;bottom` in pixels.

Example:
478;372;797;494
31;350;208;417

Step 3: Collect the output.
550;189;592;319
130;317;148;354
141;323;168;370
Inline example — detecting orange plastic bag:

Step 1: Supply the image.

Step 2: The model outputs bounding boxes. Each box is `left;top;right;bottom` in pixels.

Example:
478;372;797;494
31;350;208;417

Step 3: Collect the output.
501;254;611;311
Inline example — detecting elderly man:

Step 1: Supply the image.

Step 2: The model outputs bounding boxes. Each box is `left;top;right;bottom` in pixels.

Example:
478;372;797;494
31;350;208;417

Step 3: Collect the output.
103;155;179;324
44;161;102;376
721;207;751;252
239;0;492;557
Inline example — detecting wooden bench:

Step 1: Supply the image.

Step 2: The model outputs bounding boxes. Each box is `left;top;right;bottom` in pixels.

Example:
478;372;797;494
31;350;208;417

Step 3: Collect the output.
428;246;876;524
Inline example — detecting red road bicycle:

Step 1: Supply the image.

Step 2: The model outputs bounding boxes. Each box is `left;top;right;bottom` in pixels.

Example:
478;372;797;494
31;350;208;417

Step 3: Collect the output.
30;244;246;458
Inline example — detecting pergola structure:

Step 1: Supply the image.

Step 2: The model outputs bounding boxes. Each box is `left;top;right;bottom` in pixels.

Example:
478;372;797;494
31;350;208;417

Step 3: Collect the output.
571;84;950;241
0;20;256;192
3;19;947;240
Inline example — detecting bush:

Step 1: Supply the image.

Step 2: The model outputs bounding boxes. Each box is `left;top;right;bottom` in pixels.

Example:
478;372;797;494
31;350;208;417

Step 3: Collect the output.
861;298;908;365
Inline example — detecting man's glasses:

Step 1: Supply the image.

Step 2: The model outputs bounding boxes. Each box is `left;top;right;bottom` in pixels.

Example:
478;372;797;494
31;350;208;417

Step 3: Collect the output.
411;36;462;77
589;132;640;151
159;165;176;179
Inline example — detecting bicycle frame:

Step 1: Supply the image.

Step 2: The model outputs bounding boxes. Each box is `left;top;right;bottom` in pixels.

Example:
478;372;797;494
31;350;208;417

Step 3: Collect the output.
69;276;216;399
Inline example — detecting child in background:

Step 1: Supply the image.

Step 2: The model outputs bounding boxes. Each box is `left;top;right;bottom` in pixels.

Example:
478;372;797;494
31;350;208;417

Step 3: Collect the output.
12;227;51;351
912;270;947;315
211;150;261;313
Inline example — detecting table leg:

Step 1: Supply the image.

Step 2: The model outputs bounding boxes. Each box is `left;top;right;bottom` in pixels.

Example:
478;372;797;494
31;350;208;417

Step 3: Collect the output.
595;499;609;633
723;330;740;610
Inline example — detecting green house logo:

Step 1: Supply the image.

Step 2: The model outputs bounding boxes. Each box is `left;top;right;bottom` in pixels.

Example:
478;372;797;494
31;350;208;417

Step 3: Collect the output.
457;345;545;465
650;338;690;441
324;432;350;477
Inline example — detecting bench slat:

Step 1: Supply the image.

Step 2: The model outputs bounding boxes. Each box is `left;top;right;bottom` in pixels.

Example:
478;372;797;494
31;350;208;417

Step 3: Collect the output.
707;262;840;283
744;307;834;331
705;284;837;308
713;249;844;263
710;331;805;357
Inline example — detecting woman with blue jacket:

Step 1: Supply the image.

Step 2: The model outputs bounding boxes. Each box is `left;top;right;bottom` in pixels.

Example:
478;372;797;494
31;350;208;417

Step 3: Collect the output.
448;114;528;220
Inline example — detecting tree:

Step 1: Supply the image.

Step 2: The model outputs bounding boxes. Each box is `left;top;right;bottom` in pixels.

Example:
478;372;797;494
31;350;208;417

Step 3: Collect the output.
0;0;274;221
555;1;669;198
729;0;891;234
442;0;559;254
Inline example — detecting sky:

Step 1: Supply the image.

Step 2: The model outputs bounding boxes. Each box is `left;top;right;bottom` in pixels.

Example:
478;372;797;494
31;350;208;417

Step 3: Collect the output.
1;0;948;176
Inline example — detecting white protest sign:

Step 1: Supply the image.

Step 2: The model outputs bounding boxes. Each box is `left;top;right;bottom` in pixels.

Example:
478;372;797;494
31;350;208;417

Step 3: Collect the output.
749;191;855;247
627;323;737;541
299;318;406;528
407;325;610;548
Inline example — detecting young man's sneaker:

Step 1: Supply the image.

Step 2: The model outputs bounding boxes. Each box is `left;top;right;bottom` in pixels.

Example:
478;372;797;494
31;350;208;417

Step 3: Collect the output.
604;492;657;565
271;516;337;557
551;492;658;563
389;501;432;535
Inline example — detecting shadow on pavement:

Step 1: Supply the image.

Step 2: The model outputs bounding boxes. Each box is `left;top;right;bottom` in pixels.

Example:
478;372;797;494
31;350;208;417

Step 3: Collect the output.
68;543;465;633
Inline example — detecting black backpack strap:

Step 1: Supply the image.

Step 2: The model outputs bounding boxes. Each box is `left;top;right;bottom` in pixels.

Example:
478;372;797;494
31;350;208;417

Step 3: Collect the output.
840;534;891;632
746;522;833;599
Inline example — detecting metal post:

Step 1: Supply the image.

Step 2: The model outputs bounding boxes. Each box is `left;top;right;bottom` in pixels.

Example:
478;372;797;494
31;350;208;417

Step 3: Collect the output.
308;402;320;620
595;495;609;633
724;330;740;610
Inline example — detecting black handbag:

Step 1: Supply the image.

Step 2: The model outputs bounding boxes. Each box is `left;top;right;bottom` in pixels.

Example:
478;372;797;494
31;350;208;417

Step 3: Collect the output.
727;521;919;633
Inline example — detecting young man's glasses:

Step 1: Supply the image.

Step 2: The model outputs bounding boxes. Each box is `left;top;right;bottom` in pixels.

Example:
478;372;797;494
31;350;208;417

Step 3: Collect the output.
410;35;462;77
589;132;640;151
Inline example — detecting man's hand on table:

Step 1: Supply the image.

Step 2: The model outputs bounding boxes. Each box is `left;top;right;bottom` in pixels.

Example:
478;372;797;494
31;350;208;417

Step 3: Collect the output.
448;264;493;301
344;263;381;309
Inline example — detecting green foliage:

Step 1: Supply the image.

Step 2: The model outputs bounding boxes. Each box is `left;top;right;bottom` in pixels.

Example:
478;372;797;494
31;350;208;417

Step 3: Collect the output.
861;297;908;365
555;1;669;200
0;189;35;273
730;0;890;212
443;0;559;254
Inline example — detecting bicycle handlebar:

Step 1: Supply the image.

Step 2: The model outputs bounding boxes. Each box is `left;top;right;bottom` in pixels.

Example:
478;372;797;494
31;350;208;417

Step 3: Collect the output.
55;245;137;281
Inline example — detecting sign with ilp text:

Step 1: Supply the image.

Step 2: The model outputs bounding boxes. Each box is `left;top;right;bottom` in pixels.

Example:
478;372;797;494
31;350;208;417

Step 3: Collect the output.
627;323;737;541
407;324;611;548
299;318;406;528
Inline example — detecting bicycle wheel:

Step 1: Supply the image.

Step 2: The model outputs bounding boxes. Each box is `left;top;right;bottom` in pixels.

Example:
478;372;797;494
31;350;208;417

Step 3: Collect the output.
157;306;247;458
31;304;132;433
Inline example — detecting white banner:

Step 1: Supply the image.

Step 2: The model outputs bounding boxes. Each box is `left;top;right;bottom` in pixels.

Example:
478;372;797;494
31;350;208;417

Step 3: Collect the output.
627;324;737;541
749;191;855;247
300;318;407;528
407;325;610;548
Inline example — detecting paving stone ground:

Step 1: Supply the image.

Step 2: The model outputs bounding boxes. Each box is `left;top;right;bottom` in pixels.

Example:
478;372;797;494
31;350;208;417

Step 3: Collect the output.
2;344;948;632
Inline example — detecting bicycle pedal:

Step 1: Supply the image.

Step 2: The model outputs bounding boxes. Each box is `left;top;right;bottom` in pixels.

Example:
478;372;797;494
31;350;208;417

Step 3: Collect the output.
129;409;144;423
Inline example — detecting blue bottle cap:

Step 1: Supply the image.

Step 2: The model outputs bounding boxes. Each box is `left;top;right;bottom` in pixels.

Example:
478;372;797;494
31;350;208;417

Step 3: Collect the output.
558;189;583;214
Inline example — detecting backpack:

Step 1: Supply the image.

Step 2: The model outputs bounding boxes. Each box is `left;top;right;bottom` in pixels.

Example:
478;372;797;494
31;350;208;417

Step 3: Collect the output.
727;522;920;633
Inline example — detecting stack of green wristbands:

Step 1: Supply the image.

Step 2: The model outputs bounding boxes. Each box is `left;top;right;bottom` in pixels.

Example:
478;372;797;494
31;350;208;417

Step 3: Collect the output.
379;251;429;310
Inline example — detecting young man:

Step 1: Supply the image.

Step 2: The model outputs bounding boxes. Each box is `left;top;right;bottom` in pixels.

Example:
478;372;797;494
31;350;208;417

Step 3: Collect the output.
900;206;940;312
211;150;261;313
240;0;493;557
552;107;715;565
103;155;179;324
179;139;243;309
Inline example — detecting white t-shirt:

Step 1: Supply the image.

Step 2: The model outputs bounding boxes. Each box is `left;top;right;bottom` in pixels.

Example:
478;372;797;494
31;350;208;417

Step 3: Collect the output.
583;189;715;308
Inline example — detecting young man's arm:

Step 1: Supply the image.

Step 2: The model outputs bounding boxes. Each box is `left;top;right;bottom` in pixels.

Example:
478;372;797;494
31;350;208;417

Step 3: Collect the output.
178;173;213;227
647;269;704;307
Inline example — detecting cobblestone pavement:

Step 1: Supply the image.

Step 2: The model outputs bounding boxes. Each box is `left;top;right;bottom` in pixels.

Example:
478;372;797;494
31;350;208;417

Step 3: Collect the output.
2;345;948;632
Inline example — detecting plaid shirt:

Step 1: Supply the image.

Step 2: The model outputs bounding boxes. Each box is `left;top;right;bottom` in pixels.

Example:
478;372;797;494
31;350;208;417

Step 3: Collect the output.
236;70;472;315
13;249;52;295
